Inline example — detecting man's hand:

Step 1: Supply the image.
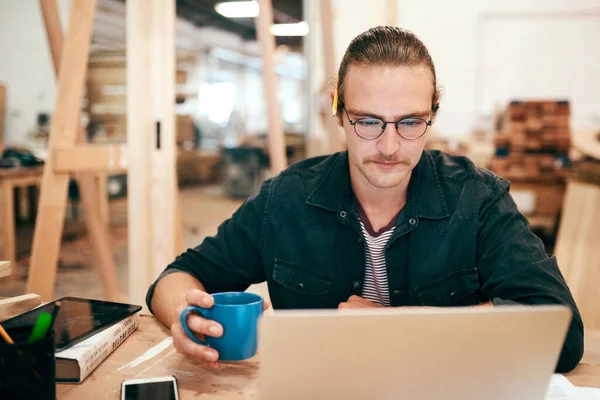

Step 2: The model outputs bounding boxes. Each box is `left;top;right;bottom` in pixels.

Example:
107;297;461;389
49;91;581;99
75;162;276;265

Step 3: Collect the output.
338;295;384;309
171;289;271;370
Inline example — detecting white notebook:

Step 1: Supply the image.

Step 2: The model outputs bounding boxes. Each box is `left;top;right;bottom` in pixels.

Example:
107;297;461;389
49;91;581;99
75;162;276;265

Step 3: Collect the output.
546;374;600;400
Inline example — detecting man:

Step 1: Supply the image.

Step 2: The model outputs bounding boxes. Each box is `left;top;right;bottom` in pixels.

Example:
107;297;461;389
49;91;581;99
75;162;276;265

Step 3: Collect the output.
146;26;583;372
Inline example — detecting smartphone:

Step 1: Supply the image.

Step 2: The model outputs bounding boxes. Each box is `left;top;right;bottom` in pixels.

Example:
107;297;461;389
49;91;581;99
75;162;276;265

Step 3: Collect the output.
121;376;179;400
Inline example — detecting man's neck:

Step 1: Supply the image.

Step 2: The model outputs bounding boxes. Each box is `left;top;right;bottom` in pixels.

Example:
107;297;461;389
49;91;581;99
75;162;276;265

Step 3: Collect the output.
350;168;412;232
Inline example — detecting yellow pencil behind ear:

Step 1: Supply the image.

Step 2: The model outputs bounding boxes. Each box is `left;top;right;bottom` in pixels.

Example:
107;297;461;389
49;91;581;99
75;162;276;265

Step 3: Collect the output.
332;84;339;116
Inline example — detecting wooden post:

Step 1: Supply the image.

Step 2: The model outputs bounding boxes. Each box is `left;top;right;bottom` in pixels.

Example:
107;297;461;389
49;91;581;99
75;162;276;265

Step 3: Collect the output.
255;0;288;175
39;0;63;73
318;0;343;154
385;0;398;26
0;84;5;155
127;0;177;307
30;0;120;301
96;173;109;230
26;0;99;302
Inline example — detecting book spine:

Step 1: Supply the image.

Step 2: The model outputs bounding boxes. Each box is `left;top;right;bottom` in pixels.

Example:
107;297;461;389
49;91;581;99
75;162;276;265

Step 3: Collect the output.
78;314;140;381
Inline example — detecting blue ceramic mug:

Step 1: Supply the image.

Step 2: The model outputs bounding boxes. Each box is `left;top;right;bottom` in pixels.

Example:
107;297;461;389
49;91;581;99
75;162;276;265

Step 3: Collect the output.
180;292;264;361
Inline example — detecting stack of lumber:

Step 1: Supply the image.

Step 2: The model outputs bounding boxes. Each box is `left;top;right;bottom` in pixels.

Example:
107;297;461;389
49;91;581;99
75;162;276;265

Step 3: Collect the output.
492;100;571;182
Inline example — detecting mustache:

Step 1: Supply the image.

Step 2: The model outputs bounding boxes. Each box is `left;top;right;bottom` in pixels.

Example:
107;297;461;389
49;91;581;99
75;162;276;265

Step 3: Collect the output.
363;154;411;165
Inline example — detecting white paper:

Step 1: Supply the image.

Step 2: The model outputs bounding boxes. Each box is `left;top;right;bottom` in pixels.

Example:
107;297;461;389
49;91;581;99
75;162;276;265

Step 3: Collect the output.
545;374;600;400
573;387;600;400
545;374;580;400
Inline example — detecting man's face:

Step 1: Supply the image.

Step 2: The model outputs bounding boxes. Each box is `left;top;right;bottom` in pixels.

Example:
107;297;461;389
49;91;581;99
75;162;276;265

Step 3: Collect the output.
337;65;434;190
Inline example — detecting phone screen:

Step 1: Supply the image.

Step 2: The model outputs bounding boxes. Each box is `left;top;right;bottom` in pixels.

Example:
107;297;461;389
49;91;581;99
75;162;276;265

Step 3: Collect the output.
123;380;177;400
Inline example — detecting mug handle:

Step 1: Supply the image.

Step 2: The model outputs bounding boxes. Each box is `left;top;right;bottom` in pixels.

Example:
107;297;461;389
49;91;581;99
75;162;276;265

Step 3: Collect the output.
180;305;209;346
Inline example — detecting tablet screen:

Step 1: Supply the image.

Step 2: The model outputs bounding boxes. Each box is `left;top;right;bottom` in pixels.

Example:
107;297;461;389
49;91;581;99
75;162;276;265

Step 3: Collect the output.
2;297;142;350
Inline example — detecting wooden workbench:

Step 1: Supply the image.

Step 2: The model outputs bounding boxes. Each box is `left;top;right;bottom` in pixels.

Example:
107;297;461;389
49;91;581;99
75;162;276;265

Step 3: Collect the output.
0;166;44;266
56;314;600;399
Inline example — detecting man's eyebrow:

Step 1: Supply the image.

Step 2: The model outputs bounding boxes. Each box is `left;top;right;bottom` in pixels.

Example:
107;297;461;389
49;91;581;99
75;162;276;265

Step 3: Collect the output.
347;109;431;120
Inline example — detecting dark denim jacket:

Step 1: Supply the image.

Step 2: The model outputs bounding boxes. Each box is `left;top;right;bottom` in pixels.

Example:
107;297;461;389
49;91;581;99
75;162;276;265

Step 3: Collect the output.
147;150;583;372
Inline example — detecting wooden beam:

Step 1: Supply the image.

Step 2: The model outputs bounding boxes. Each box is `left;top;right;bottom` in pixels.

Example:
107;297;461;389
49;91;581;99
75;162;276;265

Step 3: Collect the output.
0;293;42;322
53;145;127;173
0;84;5;155
1;181;15;267
255;0;288;175
0;261;11;279
127;0;177;308
39;0;64;73
96;173;109;230
318;0;344;154
385;0;398;26
27;0;98;302
37;0;120;301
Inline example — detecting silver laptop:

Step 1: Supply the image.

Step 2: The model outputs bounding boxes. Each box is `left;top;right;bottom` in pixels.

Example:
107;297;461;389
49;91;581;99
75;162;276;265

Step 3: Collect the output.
257;305;571;400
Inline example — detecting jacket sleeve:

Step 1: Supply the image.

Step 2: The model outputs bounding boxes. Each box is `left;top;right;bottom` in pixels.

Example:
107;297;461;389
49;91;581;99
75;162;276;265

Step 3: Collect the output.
476;176;584;373
145;180;272;312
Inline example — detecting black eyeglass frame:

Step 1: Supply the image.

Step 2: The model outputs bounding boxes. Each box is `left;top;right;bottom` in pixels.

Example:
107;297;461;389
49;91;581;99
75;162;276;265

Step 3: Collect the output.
343;108;432;141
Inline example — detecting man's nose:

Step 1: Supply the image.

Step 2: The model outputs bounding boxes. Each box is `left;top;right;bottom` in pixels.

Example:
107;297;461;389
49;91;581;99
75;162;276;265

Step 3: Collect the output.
376;123;401;155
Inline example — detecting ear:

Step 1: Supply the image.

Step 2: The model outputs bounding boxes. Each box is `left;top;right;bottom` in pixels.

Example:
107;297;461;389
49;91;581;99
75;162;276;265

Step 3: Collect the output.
330;90;344;128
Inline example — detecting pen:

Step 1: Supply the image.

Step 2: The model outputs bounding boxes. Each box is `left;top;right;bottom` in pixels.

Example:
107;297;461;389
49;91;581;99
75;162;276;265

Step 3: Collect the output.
0;323;14;344
28;312;52;343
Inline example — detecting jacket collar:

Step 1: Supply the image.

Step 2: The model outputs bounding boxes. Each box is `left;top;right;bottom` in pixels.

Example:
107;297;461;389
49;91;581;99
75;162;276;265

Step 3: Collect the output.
305;150;449;220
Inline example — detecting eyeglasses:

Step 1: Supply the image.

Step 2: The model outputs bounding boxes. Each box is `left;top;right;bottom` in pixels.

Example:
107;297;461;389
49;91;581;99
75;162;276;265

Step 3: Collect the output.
344;108;432;140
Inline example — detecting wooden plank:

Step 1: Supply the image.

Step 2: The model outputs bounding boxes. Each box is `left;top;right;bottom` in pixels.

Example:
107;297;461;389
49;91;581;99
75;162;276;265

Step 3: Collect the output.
1;181;15;266
127;0;153;308
386;0;398;26
0;261;11;279
0;84;5;155
255;0;288;175
27;0;97;302
318;0;344;154
127;0;178;308
555;181;589;277
563;183;600;331
96;173;109;230
0;293;41;322
39;0;64;73
17;186;30;221
53;145;127;173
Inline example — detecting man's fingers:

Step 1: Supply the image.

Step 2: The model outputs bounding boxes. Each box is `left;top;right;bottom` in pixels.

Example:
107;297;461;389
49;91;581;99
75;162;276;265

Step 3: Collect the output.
348;295;371;304
263;297;272;311
186;314;223;337
171;322;219;363
202;361;221;370
185;289;214;308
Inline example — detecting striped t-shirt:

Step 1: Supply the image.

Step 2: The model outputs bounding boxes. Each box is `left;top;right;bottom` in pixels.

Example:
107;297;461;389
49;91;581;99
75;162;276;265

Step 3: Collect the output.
359;220;394;306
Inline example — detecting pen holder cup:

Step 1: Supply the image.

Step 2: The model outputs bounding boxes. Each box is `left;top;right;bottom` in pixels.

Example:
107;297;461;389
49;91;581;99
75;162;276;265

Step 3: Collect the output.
0;325;56;400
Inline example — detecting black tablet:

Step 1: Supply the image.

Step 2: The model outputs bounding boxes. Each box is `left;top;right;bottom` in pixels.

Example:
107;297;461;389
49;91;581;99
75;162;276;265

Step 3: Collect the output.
2;296;142;351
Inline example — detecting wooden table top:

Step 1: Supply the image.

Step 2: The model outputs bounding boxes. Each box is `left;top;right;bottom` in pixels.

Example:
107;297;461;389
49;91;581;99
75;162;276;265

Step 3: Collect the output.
0;165;44;179
56;314;600;399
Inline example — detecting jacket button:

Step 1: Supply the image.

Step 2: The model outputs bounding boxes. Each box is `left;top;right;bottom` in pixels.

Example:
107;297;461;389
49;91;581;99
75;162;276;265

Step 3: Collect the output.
352;281;361;289
409;218;416;225
340;211;347;218
392;289;401;296
297;282;304;290
450;291;456;298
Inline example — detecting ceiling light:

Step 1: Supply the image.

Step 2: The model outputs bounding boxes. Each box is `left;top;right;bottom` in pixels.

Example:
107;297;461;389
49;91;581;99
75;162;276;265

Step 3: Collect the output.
270;21;309;37
214;1;259;18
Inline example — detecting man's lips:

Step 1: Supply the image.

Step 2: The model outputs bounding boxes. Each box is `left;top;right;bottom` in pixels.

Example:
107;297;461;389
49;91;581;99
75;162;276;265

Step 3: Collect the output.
373;161;401;169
